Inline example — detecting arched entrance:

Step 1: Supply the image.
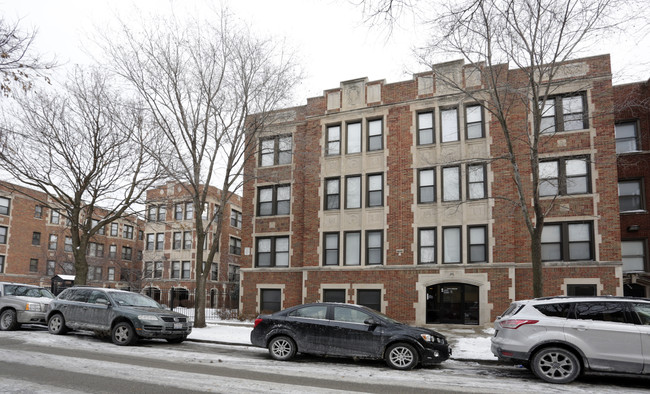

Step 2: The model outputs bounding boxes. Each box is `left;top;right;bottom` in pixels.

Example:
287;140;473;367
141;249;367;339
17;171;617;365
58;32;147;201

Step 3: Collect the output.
143;287;161;303
426;283;479;325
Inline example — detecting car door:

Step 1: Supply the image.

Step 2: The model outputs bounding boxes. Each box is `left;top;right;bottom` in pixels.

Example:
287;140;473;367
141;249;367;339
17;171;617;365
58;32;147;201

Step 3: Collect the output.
328;306;383;357
285;305;331;354
631;303;650;373
564;301;643;373
81;290;113;331
62;289;93;329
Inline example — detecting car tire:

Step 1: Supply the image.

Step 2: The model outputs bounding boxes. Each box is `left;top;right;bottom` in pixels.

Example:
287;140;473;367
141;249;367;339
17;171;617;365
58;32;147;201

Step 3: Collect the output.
0;309;20;331
531;347;581;384
48;313;68;335
268;336;297;361
166;336;186;344
385;343;419;370
112;322;138;346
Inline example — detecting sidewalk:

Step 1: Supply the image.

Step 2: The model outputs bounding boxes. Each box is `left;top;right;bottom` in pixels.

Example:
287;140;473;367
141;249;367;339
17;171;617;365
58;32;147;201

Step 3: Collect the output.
187;321;499;363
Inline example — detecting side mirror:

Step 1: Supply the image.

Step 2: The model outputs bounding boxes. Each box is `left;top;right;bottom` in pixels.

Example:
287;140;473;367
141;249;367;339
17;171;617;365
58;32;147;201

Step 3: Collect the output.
96;298;110;306
364;318;380;326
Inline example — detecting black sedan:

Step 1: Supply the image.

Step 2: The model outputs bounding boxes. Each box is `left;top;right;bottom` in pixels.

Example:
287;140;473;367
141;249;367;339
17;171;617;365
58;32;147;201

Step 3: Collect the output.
250;302;451;370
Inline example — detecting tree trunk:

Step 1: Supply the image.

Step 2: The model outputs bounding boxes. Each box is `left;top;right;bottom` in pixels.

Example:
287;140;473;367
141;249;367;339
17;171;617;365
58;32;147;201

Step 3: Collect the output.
530;230;544;298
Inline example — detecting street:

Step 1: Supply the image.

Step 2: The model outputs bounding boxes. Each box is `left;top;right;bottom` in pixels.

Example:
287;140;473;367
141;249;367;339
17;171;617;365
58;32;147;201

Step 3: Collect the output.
0;326;649;393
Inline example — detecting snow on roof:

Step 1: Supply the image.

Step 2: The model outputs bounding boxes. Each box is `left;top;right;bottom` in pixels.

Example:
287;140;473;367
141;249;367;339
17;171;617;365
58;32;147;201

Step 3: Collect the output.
54;275;76;281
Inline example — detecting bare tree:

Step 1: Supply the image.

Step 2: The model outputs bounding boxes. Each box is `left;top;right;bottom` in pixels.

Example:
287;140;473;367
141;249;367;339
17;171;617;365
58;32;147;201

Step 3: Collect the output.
362;0;631;297
0;17;55;96
0;67;164;285
101;9;301;327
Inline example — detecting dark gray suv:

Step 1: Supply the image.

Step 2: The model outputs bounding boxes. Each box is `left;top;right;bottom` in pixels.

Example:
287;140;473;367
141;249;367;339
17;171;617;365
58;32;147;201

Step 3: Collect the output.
492;296;650;383
46;287;191;346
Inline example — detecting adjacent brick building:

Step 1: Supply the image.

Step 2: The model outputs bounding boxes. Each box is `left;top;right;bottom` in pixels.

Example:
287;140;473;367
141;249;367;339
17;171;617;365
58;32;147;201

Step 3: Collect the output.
240;55;624;325
141;182;242;308
615;79;650;298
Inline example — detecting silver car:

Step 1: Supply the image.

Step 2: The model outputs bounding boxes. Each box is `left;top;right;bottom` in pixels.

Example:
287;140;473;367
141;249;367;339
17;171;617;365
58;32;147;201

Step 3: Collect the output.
0;282;55;330
492;296;650;383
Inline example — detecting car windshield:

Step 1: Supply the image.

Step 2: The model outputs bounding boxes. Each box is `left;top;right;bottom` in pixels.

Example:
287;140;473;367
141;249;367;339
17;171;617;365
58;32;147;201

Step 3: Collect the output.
5;285;54;299
109;292;162;308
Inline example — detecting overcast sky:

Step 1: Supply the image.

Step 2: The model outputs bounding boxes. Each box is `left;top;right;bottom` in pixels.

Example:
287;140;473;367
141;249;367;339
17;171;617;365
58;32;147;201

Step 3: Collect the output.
2;0;649;105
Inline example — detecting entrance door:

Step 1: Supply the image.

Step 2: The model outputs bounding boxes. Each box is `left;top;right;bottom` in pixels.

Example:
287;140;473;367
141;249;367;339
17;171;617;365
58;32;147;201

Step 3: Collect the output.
426;283;479;325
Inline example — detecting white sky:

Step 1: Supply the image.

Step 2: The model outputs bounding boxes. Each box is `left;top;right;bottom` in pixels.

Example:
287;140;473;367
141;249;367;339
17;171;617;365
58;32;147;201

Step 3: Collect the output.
2;0;649;105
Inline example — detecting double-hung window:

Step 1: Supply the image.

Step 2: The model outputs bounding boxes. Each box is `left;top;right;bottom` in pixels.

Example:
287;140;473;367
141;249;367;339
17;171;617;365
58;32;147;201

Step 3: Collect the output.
417;111;434;145
174;204;183;220
158;205;166;221
256;236;289;267
367;119;383;151
465;105;484;139
183;231;192;249
619;180;643;212
539;157;590;196
418;168;436;203
32;232;41;246
257;184;291;216
229;237;242;255
108;244;117;258
367;173;383;207
467;163;487;200
185;202;194;220
182;261;191;279
260;135;292;166
171;261;180;279
0;197;10;215
0;226;6;244
326;125;341;155
344;231;361;266
468;226;487;263
34;205;42;218
347;122;362;153
64;237;72;252
540;93;587;133
49;234;58;250
147;206;157;221
146;234;154;250
156;233;164;250
50;209;60;224
345;176;362;209
110;223;118;236
622;240;645;272
443;227;461;264
541;222;593;261
366;230;383;265
441;108;459;142
122;246;132;260
323;233;339;266
230;210;242;228
442;166;461;201
615;122;639;153
419;228;436;264
325;178;340;210
173;232;182;249
124;225;133;239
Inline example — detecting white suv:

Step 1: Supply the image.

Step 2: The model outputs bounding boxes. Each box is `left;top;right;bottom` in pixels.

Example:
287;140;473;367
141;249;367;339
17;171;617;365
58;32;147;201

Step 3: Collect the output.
491;296;650;383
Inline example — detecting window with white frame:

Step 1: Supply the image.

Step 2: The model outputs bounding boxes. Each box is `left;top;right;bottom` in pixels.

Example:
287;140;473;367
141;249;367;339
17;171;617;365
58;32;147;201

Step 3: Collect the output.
324;233;339;266
345;175;362;209
622;240;646;272
418;168;435;203
367;119;383;151
442;166;461;201
347;122;362;153
615;122;639;154
465;104;483;139
541;222;593;261
539;157;590;196
540;93;587;133
468;226;487;263
419;228;436;264
326;125;341;155
619;180;643;212
256;236;289;267
367;173;383;207
443;227;461;264
441;108;459;142
344;231;361;266
366;230;383;265
417;111;434;145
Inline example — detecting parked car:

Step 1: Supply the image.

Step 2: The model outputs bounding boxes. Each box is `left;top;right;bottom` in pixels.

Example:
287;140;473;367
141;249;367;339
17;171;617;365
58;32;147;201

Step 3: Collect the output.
251;302;451;370
46;287;191;346
491;296;650;384
0;282;55;330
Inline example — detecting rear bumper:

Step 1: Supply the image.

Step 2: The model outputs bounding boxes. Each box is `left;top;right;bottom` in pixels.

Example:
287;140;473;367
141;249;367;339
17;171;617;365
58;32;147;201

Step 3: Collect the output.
491;343;528;364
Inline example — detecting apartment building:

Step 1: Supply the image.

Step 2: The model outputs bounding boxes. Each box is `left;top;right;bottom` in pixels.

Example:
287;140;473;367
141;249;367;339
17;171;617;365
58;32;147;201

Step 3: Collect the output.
0;181;143;291
141;182;242;308
616;79;650;297
240;55;623;325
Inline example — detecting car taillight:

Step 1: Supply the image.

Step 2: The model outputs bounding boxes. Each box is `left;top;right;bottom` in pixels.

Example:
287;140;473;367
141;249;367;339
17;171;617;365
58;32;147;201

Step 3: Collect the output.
254;318;263;328
499;319;538;329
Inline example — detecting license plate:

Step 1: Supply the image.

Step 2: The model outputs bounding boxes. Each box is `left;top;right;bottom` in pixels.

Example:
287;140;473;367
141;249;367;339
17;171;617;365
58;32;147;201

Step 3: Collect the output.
174;323;182;329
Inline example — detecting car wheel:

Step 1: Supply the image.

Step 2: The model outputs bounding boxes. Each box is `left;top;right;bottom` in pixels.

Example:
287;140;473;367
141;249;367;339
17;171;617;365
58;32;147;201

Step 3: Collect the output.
0;309;19;331
112;322;138;346
531;347;581;384
268;336;296;361
48;313;68;335
385;343;419;370
166;336;186;344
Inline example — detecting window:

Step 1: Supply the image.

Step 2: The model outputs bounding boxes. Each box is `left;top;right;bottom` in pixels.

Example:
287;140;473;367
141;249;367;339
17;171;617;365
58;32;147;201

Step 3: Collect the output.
442;166;460;201
146;233;154;250
366;230;383;265
174;203;183;220
539;157;590;196
62;236;71;252
156;233;164;250
0;197;9;216
29;259;38;273
622;240;645;272
417;111;434;145
124;225;133;239
344;231;361;266
0;226;6;244
230;210;242;228
154;262;163;278
182;261;191;279
256;236;289;267
467;164;486;200
109;223;118;237
540;94;587;133
91;219;105;235
185;202;194;220
468;226;487;263
108;267;115;281
32;232;41;246
619;180;643;212
357;289;381;311
257;185;291;216
122;246;132;261
260;289;281;313
34;205;43;218
229;237;241;255
143;262;153;278
173;232;182;249
88;243;104;257
108;244;117;258
323;233;339;266
158;205;166;221
541;222;593;261
260;135;292;166
574;302;626;323
0;255;4;273
211;263;218;281
183;231;192;249
367;119;383;151
228;264;240;282
441;108;459;142
201;203;209;221
465;105;483;139
324;178;340;210
147;206;157;221
171;261;180;279
419;228;436;264
367;173;383;207
50;209;60;224
347;122;362;153
443;227;461;264
567;284;597;296
326;125;341;155
323;289;346;303
49;234;58;250
615;122;639;154
418;168;435;203
345;175;361;209
46;260;55;276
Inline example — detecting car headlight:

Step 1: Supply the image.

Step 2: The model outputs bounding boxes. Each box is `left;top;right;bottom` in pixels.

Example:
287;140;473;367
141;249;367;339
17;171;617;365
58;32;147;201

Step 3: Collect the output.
420;334;445;344
138;315;160;321
25;303;41;312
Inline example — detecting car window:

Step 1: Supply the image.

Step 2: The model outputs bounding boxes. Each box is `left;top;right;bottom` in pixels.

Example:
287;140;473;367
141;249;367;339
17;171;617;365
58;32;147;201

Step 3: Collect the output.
109;292;161;308
69;289;92;303
288;305;328;319
534;303;571;318
333;306;372;324
574;302;627;323
4;285;18;295
632;303;650;325
88;290;110;304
